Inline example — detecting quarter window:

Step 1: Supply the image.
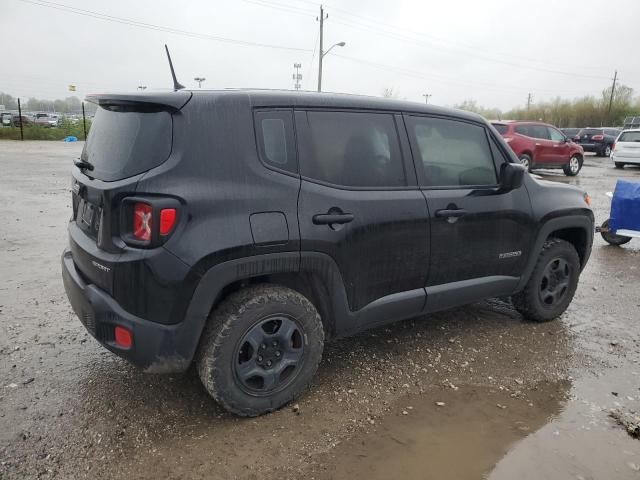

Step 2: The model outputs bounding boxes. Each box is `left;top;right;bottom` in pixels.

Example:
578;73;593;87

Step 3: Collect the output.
406;116;498;187
300;111;405;188
254;110;297;174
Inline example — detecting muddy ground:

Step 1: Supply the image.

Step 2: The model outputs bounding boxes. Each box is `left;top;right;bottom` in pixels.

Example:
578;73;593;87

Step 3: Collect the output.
1;141;640;479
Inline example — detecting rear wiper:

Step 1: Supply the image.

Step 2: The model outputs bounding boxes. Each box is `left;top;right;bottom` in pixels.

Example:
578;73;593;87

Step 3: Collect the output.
74;159;94;171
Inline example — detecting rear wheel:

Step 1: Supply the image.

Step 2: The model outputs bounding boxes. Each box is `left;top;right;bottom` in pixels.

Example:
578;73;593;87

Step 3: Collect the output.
600;219;632;246
615;162;625;169
197;285;325;417
519;154;532;172
512;238;580;322
604;145;612;157
562;155;582;176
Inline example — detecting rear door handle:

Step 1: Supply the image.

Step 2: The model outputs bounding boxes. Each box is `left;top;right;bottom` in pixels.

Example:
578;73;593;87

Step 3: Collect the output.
435;208;467;218
312;213;354;225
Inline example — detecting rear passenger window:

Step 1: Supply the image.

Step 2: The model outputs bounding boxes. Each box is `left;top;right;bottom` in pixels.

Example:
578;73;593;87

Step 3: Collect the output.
515;125;530;137
254;110;297;174
406;116;498;187
300;111;405;188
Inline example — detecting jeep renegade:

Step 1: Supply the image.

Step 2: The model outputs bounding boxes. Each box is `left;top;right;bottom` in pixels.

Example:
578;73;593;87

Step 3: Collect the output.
62;90;594;416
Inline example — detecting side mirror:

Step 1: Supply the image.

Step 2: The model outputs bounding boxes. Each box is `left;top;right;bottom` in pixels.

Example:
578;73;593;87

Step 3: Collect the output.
500;162;526;191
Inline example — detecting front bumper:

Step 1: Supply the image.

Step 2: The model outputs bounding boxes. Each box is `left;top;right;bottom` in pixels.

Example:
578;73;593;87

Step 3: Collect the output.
61;249;198;373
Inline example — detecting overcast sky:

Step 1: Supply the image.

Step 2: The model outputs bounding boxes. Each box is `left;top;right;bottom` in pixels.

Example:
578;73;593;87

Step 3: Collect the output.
2;0;639;110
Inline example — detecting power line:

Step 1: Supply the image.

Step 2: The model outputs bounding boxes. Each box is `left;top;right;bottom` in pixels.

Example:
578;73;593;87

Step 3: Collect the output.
15;0;313;52
285;0;615;76
332;53;578;96
328;16;610;81
238;0;315;17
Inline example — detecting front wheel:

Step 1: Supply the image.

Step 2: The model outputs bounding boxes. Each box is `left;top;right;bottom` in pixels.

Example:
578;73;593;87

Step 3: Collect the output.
563;155;582;176
512;238;580;322
604;145;612;157
197;285;325;417
519;154;532;172
601;219;632;246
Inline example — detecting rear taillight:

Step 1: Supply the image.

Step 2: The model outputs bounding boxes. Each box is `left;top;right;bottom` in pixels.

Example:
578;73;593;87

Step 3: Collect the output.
133;202;152;241
159;208;177;235
592;134;604;141
121;197;181;248
612;142;616;152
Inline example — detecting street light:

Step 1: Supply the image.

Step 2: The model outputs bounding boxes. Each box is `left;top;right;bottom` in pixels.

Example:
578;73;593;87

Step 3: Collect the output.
318;41;345;92
194;77;206;88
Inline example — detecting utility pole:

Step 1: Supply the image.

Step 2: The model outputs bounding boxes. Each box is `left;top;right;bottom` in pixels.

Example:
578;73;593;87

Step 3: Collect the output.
422;93;432;104
526;93;533;113
292;63;302;90
317;5;327;92
607;70;618;125
194;77;206;88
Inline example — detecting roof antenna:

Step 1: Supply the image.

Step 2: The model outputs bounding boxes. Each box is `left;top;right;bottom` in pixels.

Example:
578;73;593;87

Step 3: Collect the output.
165;44;185;91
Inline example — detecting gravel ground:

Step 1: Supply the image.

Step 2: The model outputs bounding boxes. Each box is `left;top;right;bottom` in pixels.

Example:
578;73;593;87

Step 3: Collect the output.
1;141;640;479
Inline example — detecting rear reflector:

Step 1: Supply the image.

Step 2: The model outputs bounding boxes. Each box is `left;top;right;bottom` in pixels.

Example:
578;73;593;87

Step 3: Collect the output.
159;208;177;235
114;326;132;348
133;202;152;241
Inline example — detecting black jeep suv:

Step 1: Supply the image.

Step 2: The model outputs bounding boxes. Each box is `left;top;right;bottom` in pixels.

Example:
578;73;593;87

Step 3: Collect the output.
62;90;594;416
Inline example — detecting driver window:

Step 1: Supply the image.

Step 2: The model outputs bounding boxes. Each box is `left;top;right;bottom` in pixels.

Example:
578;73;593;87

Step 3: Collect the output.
407;116;498;187
548;127;565;142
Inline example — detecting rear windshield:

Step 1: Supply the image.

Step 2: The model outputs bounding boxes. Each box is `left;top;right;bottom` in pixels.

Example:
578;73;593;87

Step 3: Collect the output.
619;131;640;142
492;124;508;134
81;105;172;181
578;128;602;135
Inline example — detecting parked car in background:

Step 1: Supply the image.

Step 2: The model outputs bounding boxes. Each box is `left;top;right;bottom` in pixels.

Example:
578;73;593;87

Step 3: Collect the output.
34;113;57;127
611;129;640;168
1;112;12;127
491;120;584;176
561;128;580;139
12;114;32;127
574;128;620;157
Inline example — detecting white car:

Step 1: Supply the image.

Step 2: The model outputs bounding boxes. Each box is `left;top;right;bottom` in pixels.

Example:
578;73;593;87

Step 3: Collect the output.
612;129;640;168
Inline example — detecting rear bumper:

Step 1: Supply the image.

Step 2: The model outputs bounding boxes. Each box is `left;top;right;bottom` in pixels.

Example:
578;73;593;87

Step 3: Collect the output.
612;154;640;164
577;143;602;153
62;249;200;373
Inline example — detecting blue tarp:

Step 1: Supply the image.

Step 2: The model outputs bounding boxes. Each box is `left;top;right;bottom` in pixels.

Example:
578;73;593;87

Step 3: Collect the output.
63;136;77;142
609;179;640;232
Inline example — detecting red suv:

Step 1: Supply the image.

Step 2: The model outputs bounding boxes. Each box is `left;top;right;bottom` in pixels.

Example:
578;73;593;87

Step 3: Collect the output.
492;121;584;176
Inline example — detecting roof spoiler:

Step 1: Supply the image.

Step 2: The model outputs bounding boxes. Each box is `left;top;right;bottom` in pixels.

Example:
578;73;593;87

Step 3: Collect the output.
85;91;192;112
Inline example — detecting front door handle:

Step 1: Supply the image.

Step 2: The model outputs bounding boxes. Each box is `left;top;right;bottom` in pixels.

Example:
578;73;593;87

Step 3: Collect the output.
312;212;354;225
435;208;467;218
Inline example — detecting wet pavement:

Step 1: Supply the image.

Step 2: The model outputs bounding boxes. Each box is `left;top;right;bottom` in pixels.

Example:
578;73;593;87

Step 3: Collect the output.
1;140;640;479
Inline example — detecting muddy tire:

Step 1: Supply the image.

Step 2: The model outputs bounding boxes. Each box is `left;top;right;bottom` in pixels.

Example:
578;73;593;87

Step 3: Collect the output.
512;238;580;322
615;162;625;169
197;284;324;417
600;219;632;246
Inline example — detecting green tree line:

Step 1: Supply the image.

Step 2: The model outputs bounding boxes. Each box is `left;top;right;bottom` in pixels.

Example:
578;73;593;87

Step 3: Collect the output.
454;84;640;128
